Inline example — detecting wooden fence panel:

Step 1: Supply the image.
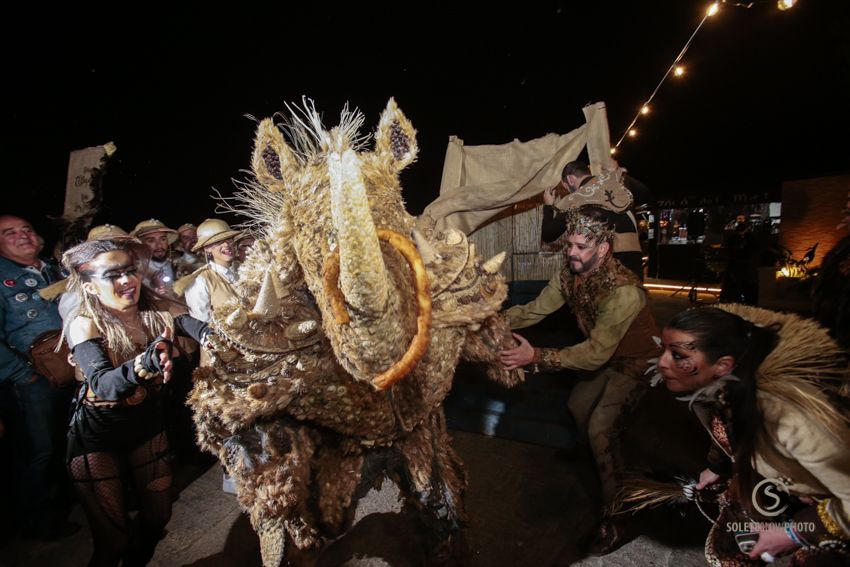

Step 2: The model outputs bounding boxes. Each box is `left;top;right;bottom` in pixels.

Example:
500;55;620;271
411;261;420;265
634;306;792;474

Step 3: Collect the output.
468;204;564;282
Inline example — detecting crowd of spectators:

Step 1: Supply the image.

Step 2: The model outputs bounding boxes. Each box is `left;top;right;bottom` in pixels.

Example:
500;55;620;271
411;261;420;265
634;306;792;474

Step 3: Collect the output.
0;215;251;553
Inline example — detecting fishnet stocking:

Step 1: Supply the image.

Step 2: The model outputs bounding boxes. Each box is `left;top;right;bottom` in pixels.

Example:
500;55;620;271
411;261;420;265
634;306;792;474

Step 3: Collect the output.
69;432;172;567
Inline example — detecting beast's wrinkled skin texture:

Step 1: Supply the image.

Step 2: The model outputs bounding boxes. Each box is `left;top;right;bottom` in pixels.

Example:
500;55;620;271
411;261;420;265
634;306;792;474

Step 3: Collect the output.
187;99;523;566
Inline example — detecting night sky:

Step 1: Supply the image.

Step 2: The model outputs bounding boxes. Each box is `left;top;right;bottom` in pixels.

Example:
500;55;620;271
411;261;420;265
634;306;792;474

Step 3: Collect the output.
5;1;849;246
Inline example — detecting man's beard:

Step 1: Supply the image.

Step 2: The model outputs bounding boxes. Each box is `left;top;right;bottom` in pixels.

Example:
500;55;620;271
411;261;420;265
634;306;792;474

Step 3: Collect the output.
152;250;168;262
568;252;600;275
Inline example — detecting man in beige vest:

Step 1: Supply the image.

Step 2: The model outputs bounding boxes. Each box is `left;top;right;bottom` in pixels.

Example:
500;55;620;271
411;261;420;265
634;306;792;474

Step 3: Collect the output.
500;206;660;554
131;219;179;296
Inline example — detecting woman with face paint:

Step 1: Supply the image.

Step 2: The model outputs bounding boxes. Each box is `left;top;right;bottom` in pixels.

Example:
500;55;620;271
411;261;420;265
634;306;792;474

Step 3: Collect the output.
62;238;209;567
657;306;850;565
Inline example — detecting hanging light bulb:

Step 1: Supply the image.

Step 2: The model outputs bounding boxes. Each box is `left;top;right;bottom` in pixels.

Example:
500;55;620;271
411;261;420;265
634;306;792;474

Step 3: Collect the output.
707;2;720;17
628;129;638;138
777;0;796;10
640;105;651;115
674;65;685;77
610;147;618;155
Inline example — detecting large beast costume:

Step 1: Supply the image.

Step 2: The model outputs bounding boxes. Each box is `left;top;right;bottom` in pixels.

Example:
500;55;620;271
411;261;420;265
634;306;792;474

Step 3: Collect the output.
188;99;523;566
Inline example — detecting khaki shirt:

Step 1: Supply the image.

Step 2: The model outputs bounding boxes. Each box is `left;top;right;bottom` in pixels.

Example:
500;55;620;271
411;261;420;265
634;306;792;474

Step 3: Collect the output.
504;271;645;371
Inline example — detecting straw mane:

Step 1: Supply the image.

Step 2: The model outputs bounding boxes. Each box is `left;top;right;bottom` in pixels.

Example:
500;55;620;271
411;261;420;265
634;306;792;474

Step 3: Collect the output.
718;303;850;430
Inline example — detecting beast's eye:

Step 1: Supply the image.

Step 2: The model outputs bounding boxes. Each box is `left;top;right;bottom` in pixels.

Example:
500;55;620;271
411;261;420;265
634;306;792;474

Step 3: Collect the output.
390;121;409;161
262;146;283;180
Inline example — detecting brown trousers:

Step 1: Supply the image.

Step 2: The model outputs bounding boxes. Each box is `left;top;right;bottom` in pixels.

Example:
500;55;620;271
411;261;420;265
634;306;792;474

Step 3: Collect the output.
568;367;646;507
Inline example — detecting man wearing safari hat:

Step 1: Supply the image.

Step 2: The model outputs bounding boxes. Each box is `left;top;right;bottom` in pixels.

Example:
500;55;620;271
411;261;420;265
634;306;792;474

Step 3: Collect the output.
175;223;204;279
174;218;242;323
131;219;179;296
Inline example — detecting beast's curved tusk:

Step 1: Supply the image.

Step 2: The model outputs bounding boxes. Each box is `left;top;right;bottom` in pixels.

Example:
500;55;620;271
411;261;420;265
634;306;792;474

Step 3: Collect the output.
321;229;432;390
372;229;432;390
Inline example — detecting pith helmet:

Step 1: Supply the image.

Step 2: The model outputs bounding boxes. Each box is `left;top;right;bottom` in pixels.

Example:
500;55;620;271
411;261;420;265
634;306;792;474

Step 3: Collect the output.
86;224;129;241
192;218;242;252
131;219;178;245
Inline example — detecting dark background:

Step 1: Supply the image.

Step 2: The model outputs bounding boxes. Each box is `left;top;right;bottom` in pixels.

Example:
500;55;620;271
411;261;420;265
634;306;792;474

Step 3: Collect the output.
4;1;849;246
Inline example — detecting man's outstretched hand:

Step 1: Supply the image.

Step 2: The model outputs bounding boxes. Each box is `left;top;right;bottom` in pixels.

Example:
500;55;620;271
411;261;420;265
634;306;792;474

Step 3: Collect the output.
499;333;535;370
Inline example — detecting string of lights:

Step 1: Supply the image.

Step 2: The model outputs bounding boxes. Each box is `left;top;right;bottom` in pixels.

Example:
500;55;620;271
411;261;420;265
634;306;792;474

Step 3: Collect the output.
611;0;798;155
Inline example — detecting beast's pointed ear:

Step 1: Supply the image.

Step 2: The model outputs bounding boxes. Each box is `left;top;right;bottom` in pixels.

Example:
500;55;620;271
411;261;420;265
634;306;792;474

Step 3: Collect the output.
252;119;298;192
375;98;418;172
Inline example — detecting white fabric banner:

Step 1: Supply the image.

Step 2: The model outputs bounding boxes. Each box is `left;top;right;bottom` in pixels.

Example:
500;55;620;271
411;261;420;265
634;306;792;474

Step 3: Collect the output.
63;142;116;221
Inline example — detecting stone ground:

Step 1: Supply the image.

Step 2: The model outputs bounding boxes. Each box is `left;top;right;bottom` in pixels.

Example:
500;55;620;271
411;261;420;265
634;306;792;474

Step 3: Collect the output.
1;290;759;567
0;434;714;567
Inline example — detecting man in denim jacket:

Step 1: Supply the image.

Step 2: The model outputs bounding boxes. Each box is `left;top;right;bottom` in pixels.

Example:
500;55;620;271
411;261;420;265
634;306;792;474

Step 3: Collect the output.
0;214;76;539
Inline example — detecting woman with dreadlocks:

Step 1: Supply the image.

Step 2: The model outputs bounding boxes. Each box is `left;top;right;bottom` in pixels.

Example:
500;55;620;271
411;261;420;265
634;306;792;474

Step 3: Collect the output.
62;238;208;566
657;305;850;566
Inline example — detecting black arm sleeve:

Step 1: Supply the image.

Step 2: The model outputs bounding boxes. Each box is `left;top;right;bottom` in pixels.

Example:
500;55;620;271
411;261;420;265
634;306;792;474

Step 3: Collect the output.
174;314;210;344
541;206;568;244
72;339;142;400
706;444;733;477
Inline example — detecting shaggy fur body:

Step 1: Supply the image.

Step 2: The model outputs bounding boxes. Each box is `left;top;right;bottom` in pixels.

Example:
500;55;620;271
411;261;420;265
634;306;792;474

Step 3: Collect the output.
188;99;523;566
